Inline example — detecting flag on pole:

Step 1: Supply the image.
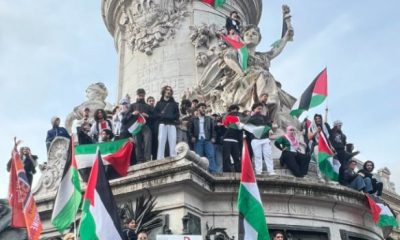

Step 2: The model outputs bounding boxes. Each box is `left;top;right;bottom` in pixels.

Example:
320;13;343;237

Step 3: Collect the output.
8;150;42;239
128;114;146;136
75;139;133;181
222;35;249;71
79;148;124;240
366;194;398;228
201;0;225;8
238;140;270;240
318;132;340;181
290;68;328;118
51;139;82;233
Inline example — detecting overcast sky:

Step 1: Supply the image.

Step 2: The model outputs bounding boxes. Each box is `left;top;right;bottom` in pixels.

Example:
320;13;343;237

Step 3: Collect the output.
1;1;399;198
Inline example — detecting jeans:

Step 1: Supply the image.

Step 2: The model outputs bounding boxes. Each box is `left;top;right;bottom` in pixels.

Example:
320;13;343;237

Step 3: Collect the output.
350;176;373;192
214;145;223;173
194;138;217;173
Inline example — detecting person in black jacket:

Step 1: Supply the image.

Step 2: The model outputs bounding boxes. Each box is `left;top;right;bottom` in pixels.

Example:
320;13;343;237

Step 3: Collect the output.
128;88;153;163
340;159;373;193
7;146;38;186
189;103;217;173
77;122;93;145
358;160;383;196
225;11;241;34
222;104;243;172
154;85;180;159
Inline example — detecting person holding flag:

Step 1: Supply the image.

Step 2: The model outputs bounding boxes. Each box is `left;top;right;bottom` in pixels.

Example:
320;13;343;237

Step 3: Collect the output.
222;104;243;172
8;137;43;240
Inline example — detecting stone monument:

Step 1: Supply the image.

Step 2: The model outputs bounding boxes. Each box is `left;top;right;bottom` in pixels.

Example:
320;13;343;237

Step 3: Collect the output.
31;1;400;239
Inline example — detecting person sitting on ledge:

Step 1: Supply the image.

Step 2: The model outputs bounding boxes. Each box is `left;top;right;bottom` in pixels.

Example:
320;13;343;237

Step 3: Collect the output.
274;126;310;177
340;159;372;193
358;160;383;196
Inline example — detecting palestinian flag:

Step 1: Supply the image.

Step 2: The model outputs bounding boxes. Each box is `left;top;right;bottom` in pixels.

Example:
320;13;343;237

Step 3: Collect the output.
318;132;339;181
201;0;225;8
222;35;249;71
128;114;146;136
238;140;270;240
366;194;398;228
79;149;124;240
51;139;82;233
243;124;271;139
290;68;328;118
223;114;240;129
75;139;133;181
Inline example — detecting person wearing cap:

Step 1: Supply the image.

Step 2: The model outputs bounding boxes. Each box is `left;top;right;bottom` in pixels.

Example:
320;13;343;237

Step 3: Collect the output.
128;88;153;163
189;103;217;173
246;102;275;175
340;159;373;193
46;116;70;150
154;85;180;159
329;120;359;169
222;104;243;172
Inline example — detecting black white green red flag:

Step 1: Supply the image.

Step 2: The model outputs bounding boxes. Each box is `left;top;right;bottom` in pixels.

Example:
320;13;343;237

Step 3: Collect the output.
238;140;270;240
51;139;82;233
222;35;249;71
290;68;328;117
79;148;124;240
318;132;340;181
201;0;225;8
75;139;133;181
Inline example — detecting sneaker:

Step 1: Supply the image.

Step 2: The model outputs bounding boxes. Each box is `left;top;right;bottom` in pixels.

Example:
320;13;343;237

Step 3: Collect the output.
268;171;277;176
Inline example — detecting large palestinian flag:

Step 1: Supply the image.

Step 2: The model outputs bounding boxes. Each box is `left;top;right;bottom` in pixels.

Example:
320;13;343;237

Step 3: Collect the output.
318;132;340;181
79;149;124;240
75;139;133;181
222;35;249;71
51;139;82;233
290;68;328;117
237;140;270;240
201;0;225;8
366;194;398;228
243;124;271;139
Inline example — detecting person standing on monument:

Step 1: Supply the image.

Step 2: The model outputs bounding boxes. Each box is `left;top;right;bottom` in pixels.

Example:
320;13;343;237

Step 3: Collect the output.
147;96;157;159
46;116;70;150
154;85;180;159
189;103;217;173
246;103;275;175
222;104;243;172
225;11;241;34
129;88;153;163
252;90;277;125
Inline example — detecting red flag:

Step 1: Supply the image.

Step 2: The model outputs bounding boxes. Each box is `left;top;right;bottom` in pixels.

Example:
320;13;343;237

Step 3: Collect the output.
8;155;26;228
8;150;42;239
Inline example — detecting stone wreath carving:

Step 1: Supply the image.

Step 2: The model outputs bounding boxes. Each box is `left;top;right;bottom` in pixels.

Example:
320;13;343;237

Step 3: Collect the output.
32;137;70;197
121;0;191;55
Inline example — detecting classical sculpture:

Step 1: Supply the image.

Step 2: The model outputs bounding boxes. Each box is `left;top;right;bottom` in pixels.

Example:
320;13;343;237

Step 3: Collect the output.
64;82;113;133
189;5;298;129
121;0;190;55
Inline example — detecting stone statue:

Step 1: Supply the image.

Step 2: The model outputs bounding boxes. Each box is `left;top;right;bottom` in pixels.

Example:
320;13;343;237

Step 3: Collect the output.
190;5;299;129
121;0;190;55
64;82;113;133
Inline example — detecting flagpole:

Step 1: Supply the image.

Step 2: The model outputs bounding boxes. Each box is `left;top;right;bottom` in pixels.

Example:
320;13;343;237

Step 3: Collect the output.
71;134;78;240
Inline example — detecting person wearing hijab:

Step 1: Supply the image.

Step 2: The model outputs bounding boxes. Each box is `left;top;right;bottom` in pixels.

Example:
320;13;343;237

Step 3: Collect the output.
275;126;310;177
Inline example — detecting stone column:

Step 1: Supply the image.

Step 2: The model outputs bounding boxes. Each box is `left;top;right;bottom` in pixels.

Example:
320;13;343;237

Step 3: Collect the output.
101;0;262;100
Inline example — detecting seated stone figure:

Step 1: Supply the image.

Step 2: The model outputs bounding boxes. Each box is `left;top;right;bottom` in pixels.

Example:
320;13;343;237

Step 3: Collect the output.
193;5;298;130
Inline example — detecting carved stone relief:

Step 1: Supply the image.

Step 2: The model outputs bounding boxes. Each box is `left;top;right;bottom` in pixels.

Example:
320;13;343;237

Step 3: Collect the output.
33;137;70;196
121;0;191;55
